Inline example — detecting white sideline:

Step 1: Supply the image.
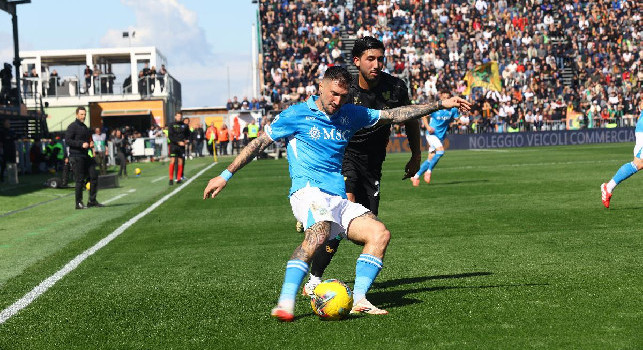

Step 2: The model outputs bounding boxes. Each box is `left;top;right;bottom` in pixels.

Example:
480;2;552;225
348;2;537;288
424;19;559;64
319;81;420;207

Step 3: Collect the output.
103;189;136;204
0;162;217;325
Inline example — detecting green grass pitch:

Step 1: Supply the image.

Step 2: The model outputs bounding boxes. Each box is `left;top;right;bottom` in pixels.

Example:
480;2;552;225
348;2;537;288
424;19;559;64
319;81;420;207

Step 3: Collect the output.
0;143;641;349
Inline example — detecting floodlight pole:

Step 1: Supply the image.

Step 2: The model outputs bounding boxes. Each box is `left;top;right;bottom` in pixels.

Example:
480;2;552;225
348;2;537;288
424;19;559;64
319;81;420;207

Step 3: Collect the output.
11;4;20;105
0;0;31;107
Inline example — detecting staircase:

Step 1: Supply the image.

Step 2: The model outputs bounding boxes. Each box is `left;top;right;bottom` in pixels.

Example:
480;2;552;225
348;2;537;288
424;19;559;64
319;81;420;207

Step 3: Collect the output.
561;66;575;87
339;31;358;76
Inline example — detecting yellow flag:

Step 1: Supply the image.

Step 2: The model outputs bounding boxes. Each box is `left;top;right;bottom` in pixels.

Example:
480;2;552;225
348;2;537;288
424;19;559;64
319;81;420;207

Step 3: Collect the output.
463;61;502;95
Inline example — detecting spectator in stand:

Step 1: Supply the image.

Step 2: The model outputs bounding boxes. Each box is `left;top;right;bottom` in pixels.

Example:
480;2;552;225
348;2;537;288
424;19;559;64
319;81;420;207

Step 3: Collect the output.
241;96;250;110
231;96;242;110
84;65;92;94
258;0;641;134
157;64;167;92
226;99;233;110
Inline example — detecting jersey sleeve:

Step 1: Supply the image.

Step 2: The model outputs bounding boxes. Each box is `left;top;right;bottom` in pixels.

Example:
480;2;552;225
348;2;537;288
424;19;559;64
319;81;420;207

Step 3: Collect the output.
264;111;296;141
345;104;381;129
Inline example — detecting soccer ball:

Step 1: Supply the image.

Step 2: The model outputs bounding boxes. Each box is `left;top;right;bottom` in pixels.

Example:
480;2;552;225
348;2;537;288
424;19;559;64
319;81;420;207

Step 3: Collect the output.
134;168;141;176
310;279;353;320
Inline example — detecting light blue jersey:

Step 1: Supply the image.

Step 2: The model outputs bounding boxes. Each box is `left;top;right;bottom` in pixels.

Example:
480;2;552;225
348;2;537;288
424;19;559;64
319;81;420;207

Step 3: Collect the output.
636;110;643;132
429;107;459;140
265;96;380;198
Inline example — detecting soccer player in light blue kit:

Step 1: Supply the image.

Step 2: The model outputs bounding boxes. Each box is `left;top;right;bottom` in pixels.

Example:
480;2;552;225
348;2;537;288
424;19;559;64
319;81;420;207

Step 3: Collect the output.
203;67;471;321
410;91;461;186
601;101;643;208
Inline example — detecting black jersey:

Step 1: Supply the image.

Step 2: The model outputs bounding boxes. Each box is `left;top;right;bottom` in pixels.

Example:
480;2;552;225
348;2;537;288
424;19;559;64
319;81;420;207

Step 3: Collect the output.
346;72;410;156
168;121;189;146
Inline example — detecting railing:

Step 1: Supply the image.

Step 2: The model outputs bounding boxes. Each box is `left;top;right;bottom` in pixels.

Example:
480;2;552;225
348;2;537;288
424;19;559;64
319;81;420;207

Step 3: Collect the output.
21;74;177;100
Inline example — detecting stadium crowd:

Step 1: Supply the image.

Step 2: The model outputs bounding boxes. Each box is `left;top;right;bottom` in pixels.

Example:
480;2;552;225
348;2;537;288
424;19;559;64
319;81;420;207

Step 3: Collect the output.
258;0;641;133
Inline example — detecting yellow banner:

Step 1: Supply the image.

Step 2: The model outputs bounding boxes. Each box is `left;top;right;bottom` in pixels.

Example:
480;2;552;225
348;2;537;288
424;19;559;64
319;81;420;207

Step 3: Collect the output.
463;61;502;95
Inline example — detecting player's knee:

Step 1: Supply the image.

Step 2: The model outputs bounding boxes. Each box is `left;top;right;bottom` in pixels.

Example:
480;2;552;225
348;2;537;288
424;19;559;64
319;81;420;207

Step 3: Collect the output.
634;158;643;170
370;222;390;247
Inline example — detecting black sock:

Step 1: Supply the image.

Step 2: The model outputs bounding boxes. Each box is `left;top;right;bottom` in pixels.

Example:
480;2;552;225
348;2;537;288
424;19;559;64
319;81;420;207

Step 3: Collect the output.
310;237;341;278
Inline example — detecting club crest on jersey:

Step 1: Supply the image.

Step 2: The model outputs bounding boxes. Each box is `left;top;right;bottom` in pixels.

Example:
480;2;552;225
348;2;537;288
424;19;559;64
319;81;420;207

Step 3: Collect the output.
381;91;390;101
309;126;321;140
339;115;350;125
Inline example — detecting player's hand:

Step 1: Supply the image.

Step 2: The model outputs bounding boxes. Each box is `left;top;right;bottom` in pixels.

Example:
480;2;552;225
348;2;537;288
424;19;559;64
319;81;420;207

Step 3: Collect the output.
203;176;227;200
178;141;185;146
427;126;435;135
403;153;422;180
442;97;472;113
82;142;89;149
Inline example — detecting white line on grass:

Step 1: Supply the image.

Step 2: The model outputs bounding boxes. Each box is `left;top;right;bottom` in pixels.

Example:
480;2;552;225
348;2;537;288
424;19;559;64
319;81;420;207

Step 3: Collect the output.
151;176;166;183
0;162;217;325
103;189;136;204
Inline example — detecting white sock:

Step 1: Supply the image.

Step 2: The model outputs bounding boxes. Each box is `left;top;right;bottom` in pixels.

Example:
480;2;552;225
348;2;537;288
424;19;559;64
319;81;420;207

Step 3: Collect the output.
606;180;616;193
277;299;295;312
307;274;321;286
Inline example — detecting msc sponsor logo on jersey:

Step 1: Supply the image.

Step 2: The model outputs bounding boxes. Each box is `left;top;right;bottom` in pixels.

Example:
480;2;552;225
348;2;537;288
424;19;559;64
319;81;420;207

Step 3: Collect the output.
309;126;350;141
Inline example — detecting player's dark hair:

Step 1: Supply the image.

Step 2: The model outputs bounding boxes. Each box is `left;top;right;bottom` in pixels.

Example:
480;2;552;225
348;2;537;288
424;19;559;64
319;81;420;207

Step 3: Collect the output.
75;106;85;114
352;36;385;59
322;66;352;88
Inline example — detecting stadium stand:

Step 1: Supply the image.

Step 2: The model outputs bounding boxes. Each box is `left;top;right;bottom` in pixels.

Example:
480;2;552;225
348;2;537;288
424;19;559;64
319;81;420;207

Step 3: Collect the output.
258;0;641;133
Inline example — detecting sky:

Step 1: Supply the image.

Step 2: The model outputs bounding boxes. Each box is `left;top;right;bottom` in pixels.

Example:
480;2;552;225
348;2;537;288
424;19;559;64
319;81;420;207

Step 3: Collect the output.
0;0;258;108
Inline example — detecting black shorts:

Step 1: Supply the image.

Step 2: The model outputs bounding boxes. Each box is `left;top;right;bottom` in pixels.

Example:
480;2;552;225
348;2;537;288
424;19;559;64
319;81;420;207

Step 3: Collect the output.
169;144;185;158
342;152;384;215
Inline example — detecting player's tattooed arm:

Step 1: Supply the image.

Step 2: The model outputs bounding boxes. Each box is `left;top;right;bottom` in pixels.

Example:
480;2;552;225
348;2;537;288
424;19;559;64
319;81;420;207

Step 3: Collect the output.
226;134;273;173
291;221;332;260
377;97;471;125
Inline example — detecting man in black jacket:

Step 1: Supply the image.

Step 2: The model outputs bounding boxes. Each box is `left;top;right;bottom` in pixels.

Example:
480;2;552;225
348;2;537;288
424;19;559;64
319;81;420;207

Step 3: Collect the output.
65;106;103;209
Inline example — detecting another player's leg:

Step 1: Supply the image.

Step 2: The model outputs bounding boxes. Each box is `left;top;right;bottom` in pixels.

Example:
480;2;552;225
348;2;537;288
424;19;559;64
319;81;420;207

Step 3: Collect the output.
411;154;431;186
602;134;642;208
345;212;390;315
176;157;184;184
424;147;445;182
303;237;341;296
168;156;175;185
272;221;332;322
601;157;642;208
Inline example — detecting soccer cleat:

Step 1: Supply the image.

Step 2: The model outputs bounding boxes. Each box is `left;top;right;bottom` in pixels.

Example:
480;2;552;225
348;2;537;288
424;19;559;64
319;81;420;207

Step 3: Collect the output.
301;280;319;297
176;179;183;185
295;221;304;233
169;179;174;186
600;183;612;208
75;202;87;210
87;201;105;208
424;171;432;184
410;177;420;187
270;306;294;322
350;298;388;315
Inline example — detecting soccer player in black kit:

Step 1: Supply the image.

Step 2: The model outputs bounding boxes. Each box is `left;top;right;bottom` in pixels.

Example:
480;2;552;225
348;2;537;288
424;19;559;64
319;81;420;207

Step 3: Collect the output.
302;36;422;295
168;111;190;185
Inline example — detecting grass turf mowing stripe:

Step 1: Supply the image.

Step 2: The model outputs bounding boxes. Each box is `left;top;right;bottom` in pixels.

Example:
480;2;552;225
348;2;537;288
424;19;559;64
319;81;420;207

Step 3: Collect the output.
102;189;136;204
0;162;217;325
0;193;73;218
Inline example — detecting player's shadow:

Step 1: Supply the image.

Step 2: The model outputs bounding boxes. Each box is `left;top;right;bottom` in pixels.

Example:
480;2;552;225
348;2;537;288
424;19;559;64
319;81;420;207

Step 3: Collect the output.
366;272;548;310
433;179;490;186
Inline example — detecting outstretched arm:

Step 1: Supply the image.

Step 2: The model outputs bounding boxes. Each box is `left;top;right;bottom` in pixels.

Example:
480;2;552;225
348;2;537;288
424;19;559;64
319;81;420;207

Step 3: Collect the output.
377;97;471;125
203;133;274;199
